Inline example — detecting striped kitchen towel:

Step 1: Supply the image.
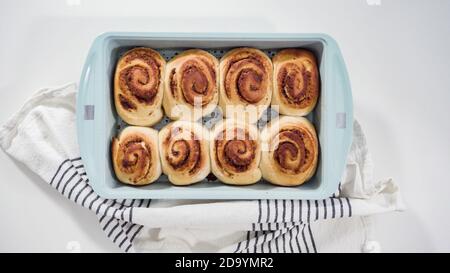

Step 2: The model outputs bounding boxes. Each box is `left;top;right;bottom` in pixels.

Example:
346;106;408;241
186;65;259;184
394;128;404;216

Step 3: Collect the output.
0;83;404;253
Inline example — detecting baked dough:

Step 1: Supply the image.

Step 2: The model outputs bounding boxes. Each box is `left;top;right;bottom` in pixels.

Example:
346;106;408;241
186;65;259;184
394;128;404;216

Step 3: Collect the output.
219;48;273;123
260;116;318;186
210;119;261;185
158;120;210;185
272;49;319;116
163;49;219;121
111;126;162;185
114;47;165;126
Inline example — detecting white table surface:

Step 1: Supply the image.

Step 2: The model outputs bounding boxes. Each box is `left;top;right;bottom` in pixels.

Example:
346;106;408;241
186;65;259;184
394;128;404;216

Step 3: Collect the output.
1;0;449;252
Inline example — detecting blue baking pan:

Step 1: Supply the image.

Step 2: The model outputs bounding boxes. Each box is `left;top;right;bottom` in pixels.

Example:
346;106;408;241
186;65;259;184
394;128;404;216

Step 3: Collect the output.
76;32;353;200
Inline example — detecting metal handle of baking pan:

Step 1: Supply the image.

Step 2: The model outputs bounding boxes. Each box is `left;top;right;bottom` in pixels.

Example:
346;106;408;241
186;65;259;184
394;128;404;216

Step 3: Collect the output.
321;35;354;196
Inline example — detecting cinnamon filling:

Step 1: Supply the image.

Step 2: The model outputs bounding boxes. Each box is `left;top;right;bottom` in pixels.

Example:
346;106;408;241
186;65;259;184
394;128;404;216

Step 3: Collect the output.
215;128;256;174
117;136;152;183
236;68;264;103
164;127;202;175
277;62;318;108
119;94;137;111
118;49;162;105
169;68;178;99
224;53;269;104
173;58;215;107
273;129;314;175
182;66;209;105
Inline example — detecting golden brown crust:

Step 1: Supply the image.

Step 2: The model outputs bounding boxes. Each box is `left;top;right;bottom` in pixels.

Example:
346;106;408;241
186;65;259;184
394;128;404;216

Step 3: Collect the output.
260;116;318;186
219;48;273;122
272;49;319;116
158;121;210;185
163;49;219;120
111;126;161;185
114;47;165;126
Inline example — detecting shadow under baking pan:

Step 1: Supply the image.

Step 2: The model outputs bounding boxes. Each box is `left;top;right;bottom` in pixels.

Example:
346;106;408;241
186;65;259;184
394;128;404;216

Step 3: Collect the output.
78;32;353;200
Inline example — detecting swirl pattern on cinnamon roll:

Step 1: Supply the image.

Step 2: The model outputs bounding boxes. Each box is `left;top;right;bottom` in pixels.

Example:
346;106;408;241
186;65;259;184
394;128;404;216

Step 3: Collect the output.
114;47;165;126
219;48;273;123
260;116;318;186
210;119;261;185
272;49;319;116
158;121;210;185
111;126;161;185
163;49;219;120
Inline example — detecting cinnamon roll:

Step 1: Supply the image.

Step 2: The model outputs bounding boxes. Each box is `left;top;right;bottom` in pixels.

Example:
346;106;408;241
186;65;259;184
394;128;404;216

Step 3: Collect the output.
272;49;319;116
210;119;261;185
111;126;161;185
163;49;219;121
114;47;165;126
219;48;273;123
260;116;318;186
158;120;210;185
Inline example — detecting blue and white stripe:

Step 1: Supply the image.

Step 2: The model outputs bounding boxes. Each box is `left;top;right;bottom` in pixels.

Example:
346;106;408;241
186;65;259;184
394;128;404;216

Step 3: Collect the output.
50;157;352;253
233;182;352;253
49;157;152;252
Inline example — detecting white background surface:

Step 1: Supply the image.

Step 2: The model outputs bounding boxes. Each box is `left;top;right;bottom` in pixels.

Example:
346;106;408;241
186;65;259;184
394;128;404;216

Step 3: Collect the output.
0;0;449;252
